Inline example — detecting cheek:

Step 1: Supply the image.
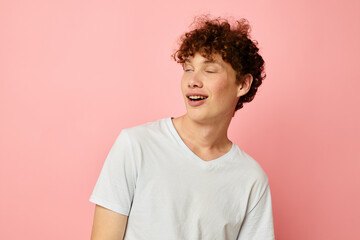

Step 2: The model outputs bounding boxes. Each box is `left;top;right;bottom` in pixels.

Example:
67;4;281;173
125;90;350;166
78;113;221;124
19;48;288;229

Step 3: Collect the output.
211;81;239;105
211;78;233;96
180;76;186;91
181;82;188;96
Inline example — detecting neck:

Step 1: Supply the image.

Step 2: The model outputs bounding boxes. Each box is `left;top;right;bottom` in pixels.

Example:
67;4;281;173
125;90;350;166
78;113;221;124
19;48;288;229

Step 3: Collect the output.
172;114;233;160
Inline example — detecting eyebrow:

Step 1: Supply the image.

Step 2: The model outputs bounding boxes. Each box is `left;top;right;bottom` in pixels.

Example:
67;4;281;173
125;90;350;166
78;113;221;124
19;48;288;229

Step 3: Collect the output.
184;58;222;66
204;59;221;65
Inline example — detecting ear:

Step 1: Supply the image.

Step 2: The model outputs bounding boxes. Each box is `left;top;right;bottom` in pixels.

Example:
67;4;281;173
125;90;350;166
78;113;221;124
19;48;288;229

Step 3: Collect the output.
237;74;253;97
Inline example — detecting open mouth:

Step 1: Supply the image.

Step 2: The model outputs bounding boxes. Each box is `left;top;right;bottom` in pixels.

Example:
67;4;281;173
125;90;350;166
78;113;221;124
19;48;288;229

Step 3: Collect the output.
187;95;208;101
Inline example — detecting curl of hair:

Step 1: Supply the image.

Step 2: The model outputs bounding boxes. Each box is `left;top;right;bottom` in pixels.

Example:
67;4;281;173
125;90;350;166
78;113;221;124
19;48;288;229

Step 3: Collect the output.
173;16;265;111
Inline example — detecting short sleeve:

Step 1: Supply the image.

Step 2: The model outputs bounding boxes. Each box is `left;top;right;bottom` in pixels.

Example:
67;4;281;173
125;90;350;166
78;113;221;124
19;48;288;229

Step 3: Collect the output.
89;130;137;216
237;185;275;240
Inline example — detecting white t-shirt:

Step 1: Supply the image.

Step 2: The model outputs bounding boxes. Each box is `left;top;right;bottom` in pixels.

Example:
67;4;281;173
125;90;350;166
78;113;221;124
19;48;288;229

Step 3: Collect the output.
90;118;274;240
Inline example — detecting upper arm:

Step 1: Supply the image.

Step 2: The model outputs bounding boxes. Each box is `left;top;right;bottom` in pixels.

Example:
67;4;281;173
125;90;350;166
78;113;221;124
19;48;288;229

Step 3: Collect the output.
91;205;128;240
90;130;137;216
237;185;275;240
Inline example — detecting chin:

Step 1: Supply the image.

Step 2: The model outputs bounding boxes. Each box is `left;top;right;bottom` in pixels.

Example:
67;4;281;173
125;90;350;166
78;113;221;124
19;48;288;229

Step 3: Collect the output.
185;109;214;123
186;108;233;124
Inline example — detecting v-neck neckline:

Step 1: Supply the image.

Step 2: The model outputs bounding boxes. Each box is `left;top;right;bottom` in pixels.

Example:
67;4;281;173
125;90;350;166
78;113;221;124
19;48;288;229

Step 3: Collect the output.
166;117;236;166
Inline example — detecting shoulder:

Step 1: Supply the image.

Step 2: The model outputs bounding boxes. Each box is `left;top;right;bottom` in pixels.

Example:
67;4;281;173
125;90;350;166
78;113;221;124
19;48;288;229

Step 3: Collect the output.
125;118;168;134
229;147;272;212
233;147;269;184
229;146;270;206
117;118;171;145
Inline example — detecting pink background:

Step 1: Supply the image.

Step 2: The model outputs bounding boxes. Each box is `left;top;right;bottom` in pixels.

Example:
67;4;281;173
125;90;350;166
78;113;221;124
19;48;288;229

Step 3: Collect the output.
1;0;360;239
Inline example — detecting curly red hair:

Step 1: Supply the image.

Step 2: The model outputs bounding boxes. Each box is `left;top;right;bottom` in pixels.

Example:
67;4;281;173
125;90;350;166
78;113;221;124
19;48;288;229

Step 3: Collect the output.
173;16;265;111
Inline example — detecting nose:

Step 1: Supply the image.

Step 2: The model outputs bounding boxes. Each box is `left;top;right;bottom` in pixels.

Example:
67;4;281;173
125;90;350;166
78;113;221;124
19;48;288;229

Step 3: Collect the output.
188;72;203;88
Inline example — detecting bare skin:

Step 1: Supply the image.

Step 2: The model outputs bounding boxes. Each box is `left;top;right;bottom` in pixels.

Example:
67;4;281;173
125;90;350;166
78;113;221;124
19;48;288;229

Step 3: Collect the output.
91;205;128;240
89;53;253;237
173;53;253;161
172;115;233;161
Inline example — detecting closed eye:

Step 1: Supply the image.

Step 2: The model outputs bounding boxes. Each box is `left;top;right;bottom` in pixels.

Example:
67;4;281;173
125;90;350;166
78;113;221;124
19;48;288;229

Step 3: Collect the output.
182;64;193;72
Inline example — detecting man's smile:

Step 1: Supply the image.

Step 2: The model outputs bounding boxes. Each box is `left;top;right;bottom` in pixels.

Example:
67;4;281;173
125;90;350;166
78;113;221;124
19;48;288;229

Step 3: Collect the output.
187;95;208;101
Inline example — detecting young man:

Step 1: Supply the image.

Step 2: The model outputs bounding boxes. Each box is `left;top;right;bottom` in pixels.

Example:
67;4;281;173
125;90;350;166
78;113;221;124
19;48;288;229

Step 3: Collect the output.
90;16;274;240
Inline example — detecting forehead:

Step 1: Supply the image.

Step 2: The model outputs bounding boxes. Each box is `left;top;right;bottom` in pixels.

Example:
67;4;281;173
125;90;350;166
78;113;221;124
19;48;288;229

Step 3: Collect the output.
185;53;225;65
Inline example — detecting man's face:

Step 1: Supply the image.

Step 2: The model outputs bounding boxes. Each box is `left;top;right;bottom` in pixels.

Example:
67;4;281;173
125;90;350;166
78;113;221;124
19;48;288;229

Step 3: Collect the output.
181;53;244;123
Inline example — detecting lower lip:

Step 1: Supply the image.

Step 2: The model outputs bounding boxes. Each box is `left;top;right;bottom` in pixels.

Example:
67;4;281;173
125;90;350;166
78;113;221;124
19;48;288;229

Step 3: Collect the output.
187;98;207;107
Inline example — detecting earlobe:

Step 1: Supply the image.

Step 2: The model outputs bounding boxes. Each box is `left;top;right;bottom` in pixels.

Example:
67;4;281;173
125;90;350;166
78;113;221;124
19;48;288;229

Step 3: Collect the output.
237;74;253;97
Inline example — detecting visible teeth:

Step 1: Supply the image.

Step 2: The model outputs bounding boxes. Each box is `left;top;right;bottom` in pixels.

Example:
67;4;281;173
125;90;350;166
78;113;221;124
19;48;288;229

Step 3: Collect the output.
189;95;207;100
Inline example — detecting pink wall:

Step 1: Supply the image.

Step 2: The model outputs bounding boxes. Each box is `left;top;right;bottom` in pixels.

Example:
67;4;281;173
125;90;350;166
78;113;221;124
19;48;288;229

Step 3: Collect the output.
1;0;359;239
